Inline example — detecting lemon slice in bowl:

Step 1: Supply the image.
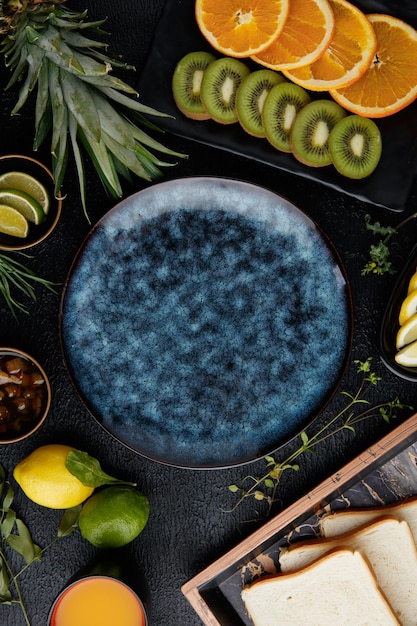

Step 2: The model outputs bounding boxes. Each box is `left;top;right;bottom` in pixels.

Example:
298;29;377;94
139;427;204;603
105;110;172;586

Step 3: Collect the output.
0;189;45;225
408;270;417;294
396;313;417;349
395;339;417;367
0;204;29;238
0;171;50;215
399;289;417;326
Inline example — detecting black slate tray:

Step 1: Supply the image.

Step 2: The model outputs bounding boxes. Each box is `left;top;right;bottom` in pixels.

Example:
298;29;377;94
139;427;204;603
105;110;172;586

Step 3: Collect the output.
137;0;417;212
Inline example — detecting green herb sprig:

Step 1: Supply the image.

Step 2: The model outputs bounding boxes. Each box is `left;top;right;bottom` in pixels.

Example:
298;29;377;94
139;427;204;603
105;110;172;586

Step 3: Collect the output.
362;212;417;275
0;251;58;318
226;358;411;515
0;464;79;626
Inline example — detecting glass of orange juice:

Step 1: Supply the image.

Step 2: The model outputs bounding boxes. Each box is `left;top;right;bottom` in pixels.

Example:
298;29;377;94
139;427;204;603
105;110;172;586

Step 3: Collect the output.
48;575;148;626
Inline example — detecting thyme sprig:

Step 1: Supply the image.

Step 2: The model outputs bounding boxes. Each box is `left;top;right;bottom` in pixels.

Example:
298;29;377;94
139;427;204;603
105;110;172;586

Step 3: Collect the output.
0;464;79;626
362;212;417;275
226;358;411;515
0;251;58;317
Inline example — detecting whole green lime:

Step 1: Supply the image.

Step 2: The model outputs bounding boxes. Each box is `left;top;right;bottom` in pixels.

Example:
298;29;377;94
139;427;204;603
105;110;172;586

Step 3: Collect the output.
78;485;150;549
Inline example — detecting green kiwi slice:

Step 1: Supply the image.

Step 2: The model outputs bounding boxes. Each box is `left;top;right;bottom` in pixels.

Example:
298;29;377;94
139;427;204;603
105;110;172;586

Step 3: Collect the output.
262;82;311;152
290;99;347;167
236;70;285;138
200;57;250;124
328;115;382;179
172;51;217;120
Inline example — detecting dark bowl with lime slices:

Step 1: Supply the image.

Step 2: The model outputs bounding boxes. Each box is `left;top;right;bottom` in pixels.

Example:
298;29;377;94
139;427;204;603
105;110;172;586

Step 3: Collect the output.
0;154;62;251
0;347;51;444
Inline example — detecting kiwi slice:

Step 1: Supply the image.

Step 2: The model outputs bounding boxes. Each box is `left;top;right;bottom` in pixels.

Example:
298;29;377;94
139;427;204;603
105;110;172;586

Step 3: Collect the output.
200;57;250;124
172;51;216;120
328;115;382;179
262;83;311;152
290;99;347;167
236;70;285;138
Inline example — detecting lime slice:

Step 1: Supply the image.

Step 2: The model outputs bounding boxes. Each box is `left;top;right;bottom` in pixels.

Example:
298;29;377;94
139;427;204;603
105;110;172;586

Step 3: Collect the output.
395;339;417;367
399;289;417;326
0;171;50;215
0;189;45;225
396;313;417;349
0;204;29;238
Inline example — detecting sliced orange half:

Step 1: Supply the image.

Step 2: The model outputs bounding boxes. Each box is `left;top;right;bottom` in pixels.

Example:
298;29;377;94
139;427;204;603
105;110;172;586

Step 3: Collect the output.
330;14;417;117
252;0;335;71
195;0;290;58
282;0;377;91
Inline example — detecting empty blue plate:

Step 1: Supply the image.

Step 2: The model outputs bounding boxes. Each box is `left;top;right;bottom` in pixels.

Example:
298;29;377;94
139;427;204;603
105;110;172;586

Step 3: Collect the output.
60;178;352;467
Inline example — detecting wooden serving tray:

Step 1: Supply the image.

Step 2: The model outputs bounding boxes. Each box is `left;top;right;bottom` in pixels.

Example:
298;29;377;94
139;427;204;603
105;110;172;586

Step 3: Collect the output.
182;412;417;625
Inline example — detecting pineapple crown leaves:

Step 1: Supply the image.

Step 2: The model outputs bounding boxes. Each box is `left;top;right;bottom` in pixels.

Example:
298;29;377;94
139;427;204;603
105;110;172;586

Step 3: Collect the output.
0;0;186;221
0;0;63;35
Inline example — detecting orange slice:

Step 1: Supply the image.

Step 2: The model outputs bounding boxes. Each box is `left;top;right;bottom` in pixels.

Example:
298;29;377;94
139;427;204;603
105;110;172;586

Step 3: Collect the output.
252;0;335;70
330;14;417;118
282;0;377;91
195;0;290;58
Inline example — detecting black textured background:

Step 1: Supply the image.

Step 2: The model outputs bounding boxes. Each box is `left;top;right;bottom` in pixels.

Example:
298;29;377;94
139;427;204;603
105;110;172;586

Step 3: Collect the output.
1;1;417;625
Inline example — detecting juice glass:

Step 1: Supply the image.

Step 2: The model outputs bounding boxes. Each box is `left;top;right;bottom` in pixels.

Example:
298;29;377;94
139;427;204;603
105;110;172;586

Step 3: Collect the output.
48;575;148;626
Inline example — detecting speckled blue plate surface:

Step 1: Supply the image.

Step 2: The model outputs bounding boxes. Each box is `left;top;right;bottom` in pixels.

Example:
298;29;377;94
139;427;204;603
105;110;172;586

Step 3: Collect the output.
60;178;352;468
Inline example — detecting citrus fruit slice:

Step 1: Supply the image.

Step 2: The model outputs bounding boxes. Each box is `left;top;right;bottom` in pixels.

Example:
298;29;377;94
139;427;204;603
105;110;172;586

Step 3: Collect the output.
0;189;45;224
282;0;377;91
399;289;417;326
13;444;94;509
395;339;417;367
252;0;335;70
0;171;50;214
408;270;417;294
396;313;417;350
330;14;417;117
78;485;150;549
195;0;290;58
0;204;29;238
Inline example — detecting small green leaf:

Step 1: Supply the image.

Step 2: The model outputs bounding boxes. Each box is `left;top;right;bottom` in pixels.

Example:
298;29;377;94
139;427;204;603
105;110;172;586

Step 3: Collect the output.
57;505;82;537
364;214;396;237
7;519;42;565
3;484;14;510
263;479;275;489
268;466;281;480
66;450;136;488
254;491;265;501
1;508;16;540
0;556;10;599
281;463;300;471
228;484;239;493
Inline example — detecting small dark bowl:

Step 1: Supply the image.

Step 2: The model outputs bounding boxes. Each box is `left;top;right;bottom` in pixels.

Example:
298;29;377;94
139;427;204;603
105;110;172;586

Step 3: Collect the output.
0;154;62;251
0;347;51;443
380;243;417;381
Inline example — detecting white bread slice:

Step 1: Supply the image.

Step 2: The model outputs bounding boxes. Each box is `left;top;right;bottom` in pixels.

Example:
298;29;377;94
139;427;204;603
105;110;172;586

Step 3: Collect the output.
319;496;417;539
241;548;399;626
279;517;417;625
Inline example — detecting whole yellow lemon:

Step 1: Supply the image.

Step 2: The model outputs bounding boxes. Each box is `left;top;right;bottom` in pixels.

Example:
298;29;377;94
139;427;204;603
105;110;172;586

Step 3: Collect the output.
13;444;94;509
